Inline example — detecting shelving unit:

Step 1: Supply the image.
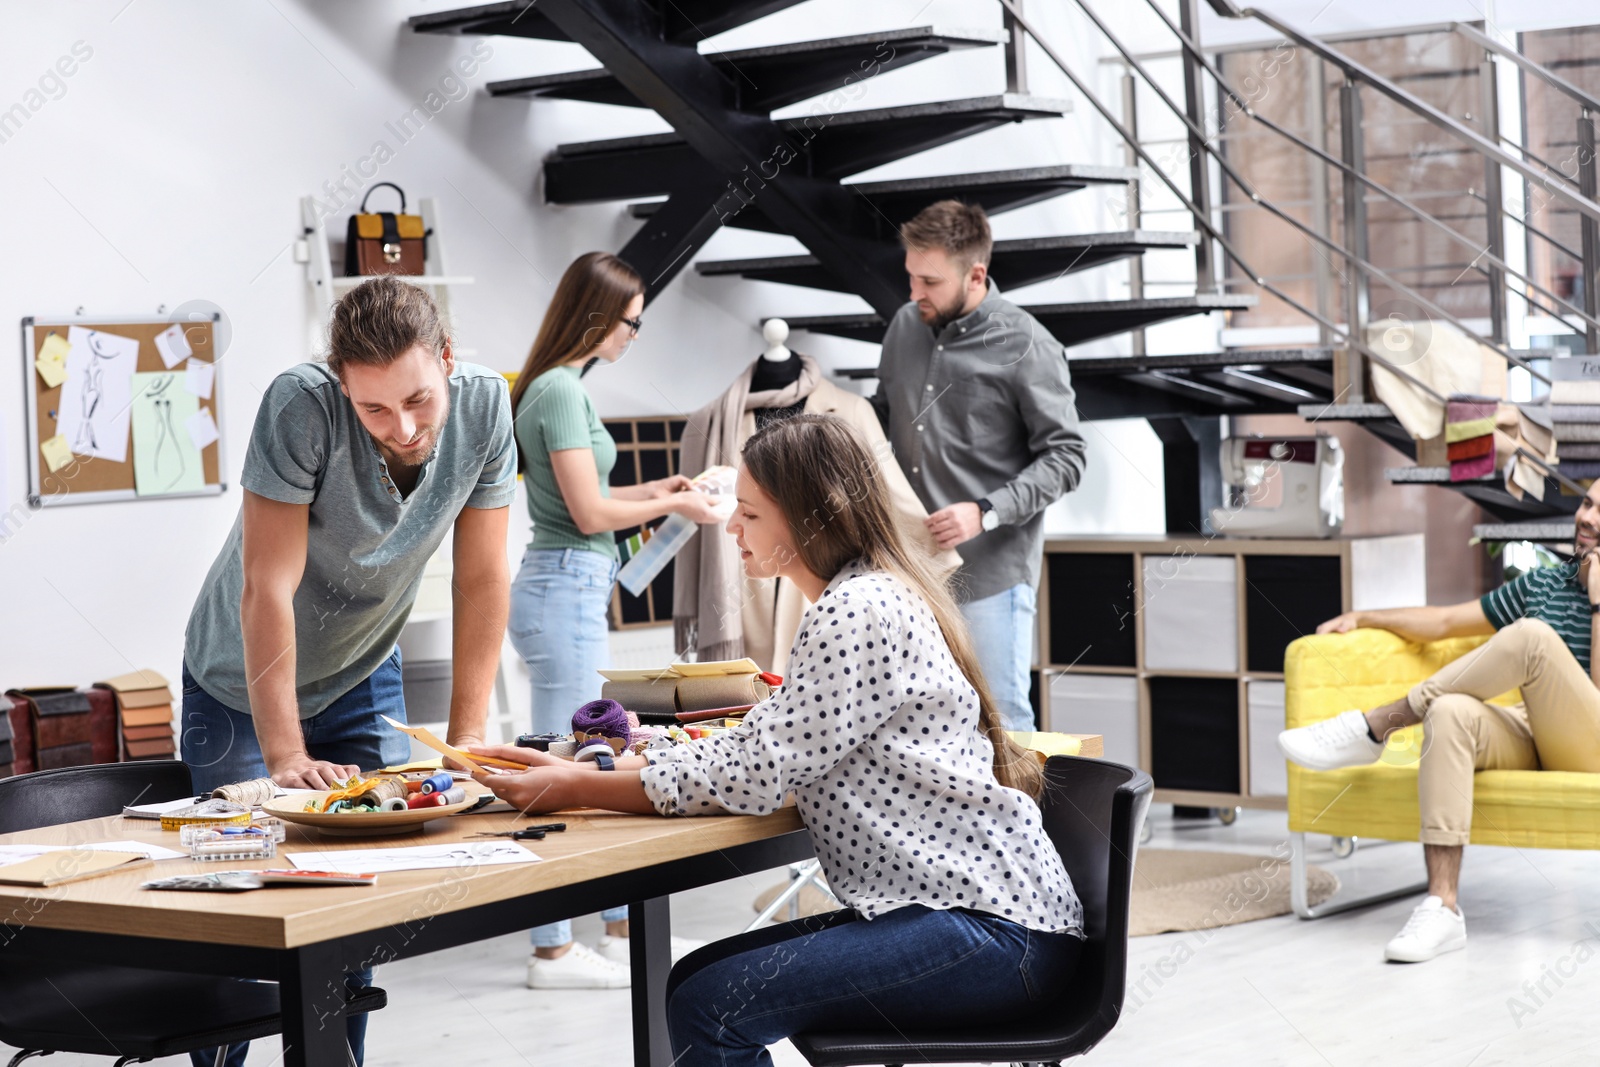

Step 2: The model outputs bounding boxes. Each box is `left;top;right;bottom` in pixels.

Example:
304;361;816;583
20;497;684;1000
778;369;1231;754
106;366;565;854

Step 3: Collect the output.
603;415;688;629
1037;534;1426;811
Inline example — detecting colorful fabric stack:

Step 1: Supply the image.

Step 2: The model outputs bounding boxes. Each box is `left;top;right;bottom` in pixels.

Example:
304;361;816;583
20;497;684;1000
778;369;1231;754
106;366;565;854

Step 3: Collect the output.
1445;395;1498;482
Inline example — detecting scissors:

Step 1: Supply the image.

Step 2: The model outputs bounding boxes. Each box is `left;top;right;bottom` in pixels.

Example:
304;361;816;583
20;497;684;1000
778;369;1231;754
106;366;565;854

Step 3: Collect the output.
472;822;567;841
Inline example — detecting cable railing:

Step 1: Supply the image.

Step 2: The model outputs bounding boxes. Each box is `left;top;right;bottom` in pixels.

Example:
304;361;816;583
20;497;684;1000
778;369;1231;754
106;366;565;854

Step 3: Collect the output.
1000;0;1600;404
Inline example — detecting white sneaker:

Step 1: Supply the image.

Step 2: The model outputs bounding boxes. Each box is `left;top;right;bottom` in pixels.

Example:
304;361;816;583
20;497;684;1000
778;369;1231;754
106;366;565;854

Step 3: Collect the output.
1277;709;1384;771
596;934;707;966
1384;896;1467;963
526;942;632;989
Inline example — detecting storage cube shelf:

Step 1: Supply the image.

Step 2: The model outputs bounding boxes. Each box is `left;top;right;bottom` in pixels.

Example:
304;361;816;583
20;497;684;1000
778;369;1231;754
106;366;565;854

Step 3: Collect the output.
1037;535;1425;811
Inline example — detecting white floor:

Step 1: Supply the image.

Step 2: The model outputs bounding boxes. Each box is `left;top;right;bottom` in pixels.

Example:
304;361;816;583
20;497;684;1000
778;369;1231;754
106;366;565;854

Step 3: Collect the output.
22;807;1600;1066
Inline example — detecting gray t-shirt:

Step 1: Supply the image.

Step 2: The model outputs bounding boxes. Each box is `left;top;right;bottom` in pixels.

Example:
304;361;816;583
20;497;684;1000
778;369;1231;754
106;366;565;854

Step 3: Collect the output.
185;361;516;718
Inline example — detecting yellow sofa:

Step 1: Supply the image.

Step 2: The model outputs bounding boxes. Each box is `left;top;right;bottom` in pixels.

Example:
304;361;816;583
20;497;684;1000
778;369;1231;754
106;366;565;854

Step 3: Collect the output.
1283;628;1600;916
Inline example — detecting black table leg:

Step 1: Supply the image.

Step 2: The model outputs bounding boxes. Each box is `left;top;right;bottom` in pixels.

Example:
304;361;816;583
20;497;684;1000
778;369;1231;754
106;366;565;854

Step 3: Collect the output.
630;896;673;1067
280;943;354;1067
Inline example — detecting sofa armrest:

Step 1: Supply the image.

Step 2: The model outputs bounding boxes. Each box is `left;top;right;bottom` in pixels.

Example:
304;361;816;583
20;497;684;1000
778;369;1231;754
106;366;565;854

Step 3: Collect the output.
1284;629;1495;730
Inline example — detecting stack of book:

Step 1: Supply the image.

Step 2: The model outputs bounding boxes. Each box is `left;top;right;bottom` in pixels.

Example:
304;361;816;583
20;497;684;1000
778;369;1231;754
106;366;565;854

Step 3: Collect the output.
93;669;176;761
1444;395;1499;481
1506;356;1600;499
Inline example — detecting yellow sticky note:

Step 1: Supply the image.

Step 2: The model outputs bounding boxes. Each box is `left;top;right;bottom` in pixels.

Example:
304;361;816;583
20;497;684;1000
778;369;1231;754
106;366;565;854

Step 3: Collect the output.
40;434;73;473
35;356;66;389
38;332;69;364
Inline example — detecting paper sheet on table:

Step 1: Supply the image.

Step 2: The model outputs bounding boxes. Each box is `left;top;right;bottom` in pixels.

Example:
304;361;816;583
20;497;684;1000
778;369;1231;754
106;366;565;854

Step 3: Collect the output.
287;842;541;874
186;407;219;451
40;434;73;473
154;323;192;369
57;326;139;462
0;840;186;865
379;715;523;775
184;358;214;399
131;372;205;496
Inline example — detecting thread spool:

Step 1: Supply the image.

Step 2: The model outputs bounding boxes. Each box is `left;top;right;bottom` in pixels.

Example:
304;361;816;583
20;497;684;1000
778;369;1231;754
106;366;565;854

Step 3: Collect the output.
407;792;447;810
382;797;409;812
210;777;278;808
572;698;632;747
436;786;467;805
419;772;455;794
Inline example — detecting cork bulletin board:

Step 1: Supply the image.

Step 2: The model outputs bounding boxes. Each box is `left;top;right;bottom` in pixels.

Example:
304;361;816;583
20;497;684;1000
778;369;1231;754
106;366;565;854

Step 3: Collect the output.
22;316;226;507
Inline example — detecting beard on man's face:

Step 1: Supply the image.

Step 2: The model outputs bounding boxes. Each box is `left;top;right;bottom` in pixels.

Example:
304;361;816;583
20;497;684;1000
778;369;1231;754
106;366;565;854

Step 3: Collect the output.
377;397;449;469
917;290;970;329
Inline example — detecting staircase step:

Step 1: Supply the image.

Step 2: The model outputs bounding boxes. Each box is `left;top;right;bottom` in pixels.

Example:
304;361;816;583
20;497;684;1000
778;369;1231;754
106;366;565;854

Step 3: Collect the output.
1296;402;1394;421
694;231;1195;293
1473;519;1575;544
545;95;1072;203
630;164;1139;236
411;0;809;45
489;26;1007;112
1386;466;1577;521
786;293;1255;347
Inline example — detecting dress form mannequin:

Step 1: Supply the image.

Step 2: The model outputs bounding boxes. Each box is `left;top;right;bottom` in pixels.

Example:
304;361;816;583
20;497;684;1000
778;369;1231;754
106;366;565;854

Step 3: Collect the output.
750;318;803;392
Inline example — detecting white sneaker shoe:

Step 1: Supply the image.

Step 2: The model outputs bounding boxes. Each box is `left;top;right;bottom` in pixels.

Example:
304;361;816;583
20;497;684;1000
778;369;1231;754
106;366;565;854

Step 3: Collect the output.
1384;896;1467;963
526;942;632;989
1277;709;1384;771
596;934;707;966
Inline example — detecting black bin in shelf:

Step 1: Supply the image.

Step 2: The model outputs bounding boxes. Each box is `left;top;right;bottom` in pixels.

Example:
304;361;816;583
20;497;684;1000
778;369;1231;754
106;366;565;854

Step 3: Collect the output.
1148;676;1240;794
1244;556;1343;673
1046;553;1136;668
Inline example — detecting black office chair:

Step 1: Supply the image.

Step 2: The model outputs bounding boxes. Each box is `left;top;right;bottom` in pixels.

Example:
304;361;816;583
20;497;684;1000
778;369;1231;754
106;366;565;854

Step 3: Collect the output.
790;755;1152;1067
0;760;386;1067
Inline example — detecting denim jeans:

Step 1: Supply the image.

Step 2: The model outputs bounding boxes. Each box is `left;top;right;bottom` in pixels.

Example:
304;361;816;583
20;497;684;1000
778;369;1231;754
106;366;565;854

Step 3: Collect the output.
666;905;1082;1067
960;581;1038;732
180;648;412;1067
508;546;628;947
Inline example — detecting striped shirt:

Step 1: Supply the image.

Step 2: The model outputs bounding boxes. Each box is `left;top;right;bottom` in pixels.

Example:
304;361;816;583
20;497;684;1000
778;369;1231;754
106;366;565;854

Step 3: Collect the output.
1480;563;1593;672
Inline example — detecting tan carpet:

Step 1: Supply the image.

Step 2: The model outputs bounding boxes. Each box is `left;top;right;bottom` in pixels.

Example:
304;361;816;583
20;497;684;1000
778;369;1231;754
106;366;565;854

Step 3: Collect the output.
1130;848;1338;936
752;848;1338;935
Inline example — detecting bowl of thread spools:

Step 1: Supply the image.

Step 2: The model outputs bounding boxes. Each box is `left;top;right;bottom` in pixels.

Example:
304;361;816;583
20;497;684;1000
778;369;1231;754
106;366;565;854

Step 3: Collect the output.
259;772;482;836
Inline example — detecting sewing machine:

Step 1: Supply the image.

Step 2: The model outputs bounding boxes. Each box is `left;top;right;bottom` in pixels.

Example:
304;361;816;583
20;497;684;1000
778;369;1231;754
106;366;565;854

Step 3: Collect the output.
1210;435;1344;538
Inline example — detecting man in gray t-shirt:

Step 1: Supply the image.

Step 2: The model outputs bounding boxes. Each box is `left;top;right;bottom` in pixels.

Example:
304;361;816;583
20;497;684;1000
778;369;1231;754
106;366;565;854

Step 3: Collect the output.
183;277;515;795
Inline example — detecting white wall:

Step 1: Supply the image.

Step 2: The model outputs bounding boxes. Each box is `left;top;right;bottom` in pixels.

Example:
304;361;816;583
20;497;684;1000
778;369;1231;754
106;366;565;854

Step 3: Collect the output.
0;0;1190;691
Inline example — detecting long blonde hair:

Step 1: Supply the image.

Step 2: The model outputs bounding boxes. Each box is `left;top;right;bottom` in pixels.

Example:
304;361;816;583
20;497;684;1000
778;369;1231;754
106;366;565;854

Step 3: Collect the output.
742;414;1044;800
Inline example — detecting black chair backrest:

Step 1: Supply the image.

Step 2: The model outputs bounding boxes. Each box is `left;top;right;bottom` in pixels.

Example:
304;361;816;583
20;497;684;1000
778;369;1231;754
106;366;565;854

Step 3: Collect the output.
0;761;194;834
1038;755;1152;1051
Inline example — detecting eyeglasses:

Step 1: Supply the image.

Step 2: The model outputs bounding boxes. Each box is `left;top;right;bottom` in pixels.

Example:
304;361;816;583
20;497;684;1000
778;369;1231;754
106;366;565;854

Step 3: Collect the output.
621;316;643;337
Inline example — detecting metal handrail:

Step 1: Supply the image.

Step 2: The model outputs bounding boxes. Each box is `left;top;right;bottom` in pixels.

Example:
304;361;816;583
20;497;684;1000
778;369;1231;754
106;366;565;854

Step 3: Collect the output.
1063;0;1560;384
993;0;1448;403
1139;0;1598;347
1202;1;1600;228
1453;22;1600;116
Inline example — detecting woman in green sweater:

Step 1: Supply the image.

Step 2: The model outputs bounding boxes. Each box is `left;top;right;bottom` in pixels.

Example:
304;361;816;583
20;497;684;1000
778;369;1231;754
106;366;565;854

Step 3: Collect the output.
508;252;720;988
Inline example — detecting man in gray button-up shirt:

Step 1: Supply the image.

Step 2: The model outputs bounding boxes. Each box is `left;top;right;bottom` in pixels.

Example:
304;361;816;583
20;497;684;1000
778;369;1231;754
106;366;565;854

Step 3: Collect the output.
872;200;1086;730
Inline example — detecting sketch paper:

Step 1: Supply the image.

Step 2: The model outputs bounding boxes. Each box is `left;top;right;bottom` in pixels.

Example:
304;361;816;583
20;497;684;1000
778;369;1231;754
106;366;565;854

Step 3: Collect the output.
286;842;541;875
131;372;205;496
185;358;214;399
57;326;138;462
185;407;219;451
154;323;193;369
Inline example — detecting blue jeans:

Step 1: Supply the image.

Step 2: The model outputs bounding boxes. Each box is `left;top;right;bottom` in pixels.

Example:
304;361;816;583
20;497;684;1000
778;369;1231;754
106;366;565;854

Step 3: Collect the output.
667;905;1082;1067
180;649;412;1067
508;546;628;947
960;582;1038;732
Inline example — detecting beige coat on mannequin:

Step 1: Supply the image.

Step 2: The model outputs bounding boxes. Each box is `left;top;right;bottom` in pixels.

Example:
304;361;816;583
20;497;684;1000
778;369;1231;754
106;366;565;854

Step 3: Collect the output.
675;371;956;674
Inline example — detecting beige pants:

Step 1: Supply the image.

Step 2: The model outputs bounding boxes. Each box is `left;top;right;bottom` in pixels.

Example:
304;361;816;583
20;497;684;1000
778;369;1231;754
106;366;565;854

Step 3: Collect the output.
1406;617;1600;845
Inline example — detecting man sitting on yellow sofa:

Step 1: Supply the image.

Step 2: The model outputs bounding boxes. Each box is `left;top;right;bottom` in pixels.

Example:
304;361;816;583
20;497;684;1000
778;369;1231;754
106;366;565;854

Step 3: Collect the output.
1277;484;1600;963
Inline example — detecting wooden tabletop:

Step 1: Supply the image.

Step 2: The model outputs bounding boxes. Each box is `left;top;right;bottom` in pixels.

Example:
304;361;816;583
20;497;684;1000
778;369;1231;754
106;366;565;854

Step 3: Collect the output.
0;789;803;951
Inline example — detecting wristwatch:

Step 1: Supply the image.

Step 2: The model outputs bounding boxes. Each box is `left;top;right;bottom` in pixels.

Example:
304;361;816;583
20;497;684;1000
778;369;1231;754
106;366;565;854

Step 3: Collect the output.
1591;600;1600;615
977;498;1000;532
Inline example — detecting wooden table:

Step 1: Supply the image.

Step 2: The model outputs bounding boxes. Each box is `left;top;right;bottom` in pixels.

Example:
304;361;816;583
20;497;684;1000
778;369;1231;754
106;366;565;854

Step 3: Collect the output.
0;795;811;1067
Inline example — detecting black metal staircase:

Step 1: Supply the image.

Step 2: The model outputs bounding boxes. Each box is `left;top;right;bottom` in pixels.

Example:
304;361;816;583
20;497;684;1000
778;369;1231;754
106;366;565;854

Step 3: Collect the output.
411;0;1258;371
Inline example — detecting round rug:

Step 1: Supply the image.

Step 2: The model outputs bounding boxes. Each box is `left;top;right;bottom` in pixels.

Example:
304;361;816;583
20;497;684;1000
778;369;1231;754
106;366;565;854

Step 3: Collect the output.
1129;848;1338;936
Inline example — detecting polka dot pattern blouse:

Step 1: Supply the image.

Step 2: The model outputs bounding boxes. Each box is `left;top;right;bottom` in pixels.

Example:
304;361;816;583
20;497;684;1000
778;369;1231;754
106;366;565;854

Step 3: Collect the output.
640;561;1084;937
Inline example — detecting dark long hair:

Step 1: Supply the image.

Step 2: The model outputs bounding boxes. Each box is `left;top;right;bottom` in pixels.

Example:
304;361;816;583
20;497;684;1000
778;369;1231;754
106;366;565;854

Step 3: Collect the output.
510;252;644;468
742;414;1045;801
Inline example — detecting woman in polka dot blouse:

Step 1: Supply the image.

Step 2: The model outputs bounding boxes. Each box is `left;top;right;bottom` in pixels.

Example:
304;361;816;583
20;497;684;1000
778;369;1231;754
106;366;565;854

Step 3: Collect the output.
472;414;1084;1067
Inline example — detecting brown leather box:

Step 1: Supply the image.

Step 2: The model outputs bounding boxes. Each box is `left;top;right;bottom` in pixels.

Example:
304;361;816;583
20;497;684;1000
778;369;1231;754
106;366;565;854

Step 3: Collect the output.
3;693;34;776
36;742;94;770
121;705;173;729
84;687;118;765
125;737;176;759
26;688;93;751
121;723;173;742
